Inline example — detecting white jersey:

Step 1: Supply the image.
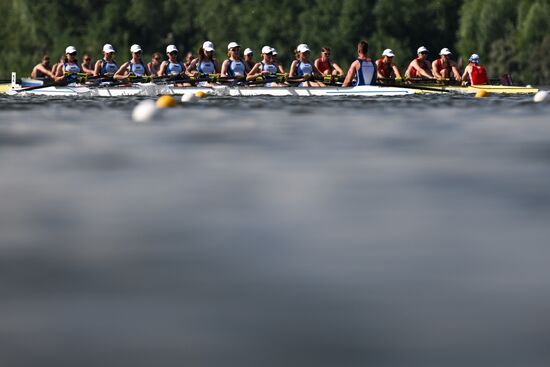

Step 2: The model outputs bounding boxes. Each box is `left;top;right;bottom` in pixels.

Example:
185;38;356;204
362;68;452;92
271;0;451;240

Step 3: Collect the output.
296;61;313;76
198;60;215;74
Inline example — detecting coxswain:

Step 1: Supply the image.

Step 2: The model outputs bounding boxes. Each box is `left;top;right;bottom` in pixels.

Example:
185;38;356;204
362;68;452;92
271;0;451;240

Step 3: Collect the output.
246;46;284;87
461;54;488;86
158;45;186;78
404;46;434;80
343;40;376;87
289;44;324;87
93;44;118;77
187;41;220;76
432;48;461;81
221;42;247;78
114;44;150;81
243;48;255;73
271;48;286;74
376;49;402;82
31;55;54;80
147;52;163;76
314;47;343;77
81;54;94;76
54;46;81;83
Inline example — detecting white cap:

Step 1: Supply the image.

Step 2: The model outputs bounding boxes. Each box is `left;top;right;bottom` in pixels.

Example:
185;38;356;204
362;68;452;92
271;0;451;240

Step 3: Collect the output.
65;46;77;54
166;45;178;53
227;42;240;50
130;44;142;53
261;46;274;54
469;54;480;63
271;48;278;55
382;49;395;57
417;46;428;54
297;44;310;53
102;44;115;53
439;48;452;55
202;41;215;52
244;48;253;55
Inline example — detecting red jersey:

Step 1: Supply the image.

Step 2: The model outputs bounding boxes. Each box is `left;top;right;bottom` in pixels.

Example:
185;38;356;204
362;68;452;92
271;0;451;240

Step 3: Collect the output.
408;58;431;78
433;58;451;74
471;64;488;85
315;58;332;74
376;58;394;79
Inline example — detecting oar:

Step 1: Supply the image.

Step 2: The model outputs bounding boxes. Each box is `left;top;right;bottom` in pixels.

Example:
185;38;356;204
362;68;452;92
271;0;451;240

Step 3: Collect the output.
6;80;70;95
377;82;450;93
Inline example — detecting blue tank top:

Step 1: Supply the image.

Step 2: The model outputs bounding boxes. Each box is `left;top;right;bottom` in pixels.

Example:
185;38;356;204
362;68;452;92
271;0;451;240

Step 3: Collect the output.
261;62;278;77
166;61;183;75
100;59;118;75
355;59;376;86
128;61;146;76
296;61;313;76
227;59;245;77
64;62;81;82
198;60;215;75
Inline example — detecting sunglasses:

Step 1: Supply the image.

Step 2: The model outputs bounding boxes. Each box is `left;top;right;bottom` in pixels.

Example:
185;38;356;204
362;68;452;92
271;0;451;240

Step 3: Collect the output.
134;51;142;55
68;52;77;56
420;51;428;55
43;58;50;62
84;58;91;61
323;52;330;56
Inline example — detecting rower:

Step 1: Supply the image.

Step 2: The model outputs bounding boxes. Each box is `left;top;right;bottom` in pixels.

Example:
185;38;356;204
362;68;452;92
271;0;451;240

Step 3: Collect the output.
114;44;150;81
51;54;65;77
432;48;461;81
271;48;286;74
93;44;118;77
314;47;344;77
54;46;81;83
243;48;255;73
81;54;94;76
184;51;194;70
343;40;376;87
376;49;402;82
147;52;163;76
158;45;186;78
246;46;284;87
221;42;246;78
405;46;434;80
289;44;324;87
461;54;488;86
31;55;54;80
187;41;220;77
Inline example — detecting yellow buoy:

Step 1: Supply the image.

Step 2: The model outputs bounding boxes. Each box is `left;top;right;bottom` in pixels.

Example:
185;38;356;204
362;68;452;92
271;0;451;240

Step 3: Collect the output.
475;90;489;98
156;95;177;108
195;91;207;98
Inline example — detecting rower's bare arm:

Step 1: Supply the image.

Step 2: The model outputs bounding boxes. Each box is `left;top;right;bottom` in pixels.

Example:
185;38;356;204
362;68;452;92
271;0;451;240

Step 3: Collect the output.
277;64;285;74
114;63;129;80
93;61;102;77
313;65;323;78
332;63;344;76
431;60;443;79
220;60;229;77
343;61;358;87
452;65;462;81
246;63;262;81
214;61;221;74
158;61;168;77
54;64;66;82
289;61;298;77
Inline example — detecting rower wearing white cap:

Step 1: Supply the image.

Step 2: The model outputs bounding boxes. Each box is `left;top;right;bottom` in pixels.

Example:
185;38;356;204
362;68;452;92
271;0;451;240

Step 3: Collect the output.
432;48;461;81
158;45;186;78
289;44;324;87
114;44;150;80
343;41;376;87
187;41;220;77
243;48;255;73
271;48;286;74
221;42;247;78
461;54;488;86
376;49;402;81
405;46;434;79
54;46;81;82
246;46;284;87
93;44;118;77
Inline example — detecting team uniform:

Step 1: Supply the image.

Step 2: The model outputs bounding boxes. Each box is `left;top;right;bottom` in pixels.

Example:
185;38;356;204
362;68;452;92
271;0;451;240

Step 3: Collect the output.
64;62;81;83
99;59;118;76
376;58;394;79
165;61;184;76
407;58;431;78
354;59;376;86
225;59;246;77
470;64;488;85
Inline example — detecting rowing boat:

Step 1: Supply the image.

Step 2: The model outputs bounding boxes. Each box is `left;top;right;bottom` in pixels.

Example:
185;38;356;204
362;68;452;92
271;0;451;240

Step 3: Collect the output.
412;83;539;94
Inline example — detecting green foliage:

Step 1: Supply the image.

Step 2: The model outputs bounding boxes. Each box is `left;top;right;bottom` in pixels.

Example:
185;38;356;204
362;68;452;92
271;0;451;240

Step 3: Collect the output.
1;0;549;84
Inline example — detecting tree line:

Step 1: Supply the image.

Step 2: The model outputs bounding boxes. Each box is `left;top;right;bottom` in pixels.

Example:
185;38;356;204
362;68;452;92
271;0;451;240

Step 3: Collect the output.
1;0;549;84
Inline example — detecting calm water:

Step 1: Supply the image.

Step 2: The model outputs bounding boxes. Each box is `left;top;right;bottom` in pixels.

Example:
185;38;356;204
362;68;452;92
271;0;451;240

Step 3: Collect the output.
1;93;550;367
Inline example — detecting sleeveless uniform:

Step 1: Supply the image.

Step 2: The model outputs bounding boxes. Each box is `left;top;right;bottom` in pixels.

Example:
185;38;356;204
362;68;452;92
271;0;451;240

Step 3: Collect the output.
433;58;452;77
376;58;394;79
165;61;184;76
408;58;431;78
316;58;332;74
198;59;215;75
226;59;246;77
354;58;376;86
128;60;147;76
296;61;313;76
64;62;81;82
470;64;488;85
100;59;118;75
261;62;278;77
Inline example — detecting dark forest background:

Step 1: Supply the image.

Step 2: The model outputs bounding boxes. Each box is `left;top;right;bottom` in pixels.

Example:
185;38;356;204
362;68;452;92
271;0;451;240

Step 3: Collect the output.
1;0;549;83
